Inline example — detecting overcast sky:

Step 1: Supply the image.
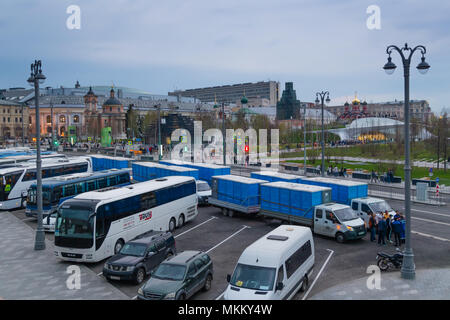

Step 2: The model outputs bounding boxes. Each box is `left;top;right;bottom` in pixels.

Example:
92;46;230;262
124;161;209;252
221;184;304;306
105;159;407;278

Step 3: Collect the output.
0;0;448;113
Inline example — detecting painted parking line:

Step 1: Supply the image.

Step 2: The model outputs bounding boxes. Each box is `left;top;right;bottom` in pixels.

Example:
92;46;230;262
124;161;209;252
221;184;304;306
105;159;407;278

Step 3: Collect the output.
412;230;450;242
97;272;103;276
302;249;334;301
205;225;250;254
174;216;218;239
412;216;450;226
21;217;35;222
411;208;450;218
131;295;138;300
215;291;225;300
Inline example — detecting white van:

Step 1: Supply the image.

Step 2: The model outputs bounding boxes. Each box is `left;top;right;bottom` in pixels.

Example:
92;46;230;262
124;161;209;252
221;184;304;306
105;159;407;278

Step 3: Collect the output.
223;225;314;300
350;197;396;225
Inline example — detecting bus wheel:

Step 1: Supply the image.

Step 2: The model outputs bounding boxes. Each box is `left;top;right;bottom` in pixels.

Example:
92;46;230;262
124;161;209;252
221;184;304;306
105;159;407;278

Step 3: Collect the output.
21;198;27;209
114;239;124;254
178;214;185;228
169;218;176;232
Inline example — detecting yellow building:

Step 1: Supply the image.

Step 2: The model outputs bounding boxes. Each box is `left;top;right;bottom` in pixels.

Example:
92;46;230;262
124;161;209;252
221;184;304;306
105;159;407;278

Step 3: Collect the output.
0;99;29;142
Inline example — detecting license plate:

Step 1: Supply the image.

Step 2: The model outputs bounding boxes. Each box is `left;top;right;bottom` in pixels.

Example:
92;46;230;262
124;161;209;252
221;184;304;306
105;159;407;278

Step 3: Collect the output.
110;276;120;280
358;232;365;235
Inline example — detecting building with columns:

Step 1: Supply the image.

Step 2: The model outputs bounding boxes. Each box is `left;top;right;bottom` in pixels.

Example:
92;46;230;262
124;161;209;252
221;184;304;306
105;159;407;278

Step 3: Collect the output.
0;97;29;142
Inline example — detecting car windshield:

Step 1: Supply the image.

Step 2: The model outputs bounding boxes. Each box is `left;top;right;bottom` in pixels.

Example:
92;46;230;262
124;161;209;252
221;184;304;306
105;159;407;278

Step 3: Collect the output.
334;207;359;222
197;182;210;192
152;263;186;281
370;201;392;214
230;264;276;291
119;243;148;257
55;207;93;239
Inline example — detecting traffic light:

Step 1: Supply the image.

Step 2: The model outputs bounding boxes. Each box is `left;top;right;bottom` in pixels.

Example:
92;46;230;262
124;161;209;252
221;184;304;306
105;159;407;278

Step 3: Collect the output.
244;145;249;153
53;140;59;146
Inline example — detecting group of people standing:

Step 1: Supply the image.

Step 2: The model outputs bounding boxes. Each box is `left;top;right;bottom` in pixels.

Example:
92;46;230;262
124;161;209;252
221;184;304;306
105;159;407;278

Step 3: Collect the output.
368;210;405;247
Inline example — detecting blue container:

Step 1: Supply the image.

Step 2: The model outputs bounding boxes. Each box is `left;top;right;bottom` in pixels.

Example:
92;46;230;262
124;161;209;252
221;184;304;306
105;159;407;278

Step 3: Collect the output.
212;175;266;207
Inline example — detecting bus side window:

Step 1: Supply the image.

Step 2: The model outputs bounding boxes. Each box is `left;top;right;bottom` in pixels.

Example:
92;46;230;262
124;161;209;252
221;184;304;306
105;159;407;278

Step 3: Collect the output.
63;184;75;197
75;182;84;194
53;187;62;204
87;181;96;191
118;173;129;184
141;192;156;209
107;176;117;187
98;178;107;189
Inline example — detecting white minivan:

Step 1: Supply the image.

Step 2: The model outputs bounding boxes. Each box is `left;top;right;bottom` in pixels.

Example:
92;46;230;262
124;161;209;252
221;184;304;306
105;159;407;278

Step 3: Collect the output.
224;225;314;300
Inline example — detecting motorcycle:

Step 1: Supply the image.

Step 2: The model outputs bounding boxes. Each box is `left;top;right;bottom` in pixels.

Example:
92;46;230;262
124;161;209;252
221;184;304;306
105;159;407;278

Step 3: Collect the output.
376;249;404;271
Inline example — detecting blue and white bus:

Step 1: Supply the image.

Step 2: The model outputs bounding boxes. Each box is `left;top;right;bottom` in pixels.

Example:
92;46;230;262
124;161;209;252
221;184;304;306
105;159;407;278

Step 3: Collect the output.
25;168;132;218
54;176;198;262
0;157;92;210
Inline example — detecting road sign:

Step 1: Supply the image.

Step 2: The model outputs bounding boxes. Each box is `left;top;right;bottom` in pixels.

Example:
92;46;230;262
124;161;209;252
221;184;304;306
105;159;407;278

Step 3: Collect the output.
436;177;439;183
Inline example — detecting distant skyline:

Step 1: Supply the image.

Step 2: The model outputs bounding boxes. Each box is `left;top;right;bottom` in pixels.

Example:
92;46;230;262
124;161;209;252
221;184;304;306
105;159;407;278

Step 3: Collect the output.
1;0;449;113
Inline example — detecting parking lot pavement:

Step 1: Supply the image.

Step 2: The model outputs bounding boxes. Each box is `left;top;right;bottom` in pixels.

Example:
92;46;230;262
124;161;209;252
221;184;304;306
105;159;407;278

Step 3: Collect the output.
0;212;129;300
6;199;450;300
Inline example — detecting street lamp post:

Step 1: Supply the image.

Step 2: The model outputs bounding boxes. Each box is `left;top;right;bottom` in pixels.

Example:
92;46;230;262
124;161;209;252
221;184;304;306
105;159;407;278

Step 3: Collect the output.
21;103;25;146
315;91;331;177
27;60;46;251
383;43;430;280
304;103;307;176
154;104;162;160
222;102;226;165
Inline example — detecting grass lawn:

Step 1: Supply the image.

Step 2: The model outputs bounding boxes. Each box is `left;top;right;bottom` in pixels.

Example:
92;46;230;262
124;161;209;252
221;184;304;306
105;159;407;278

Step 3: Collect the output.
286;159;450;186
281;141;444;162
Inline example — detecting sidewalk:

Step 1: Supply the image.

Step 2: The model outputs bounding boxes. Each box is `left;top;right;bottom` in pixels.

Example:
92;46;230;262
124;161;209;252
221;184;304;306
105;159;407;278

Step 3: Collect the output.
0;213;129;300
309;268;450;300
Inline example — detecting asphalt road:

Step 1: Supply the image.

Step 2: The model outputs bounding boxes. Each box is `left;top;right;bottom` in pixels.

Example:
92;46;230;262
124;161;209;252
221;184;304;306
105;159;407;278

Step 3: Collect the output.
10;197;450;300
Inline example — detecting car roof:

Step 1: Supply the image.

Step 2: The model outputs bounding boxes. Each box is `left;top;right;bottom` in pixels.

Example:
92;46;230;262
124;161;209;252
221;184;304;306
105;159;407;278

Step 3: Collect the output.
128;231;171;245
165;250;204;265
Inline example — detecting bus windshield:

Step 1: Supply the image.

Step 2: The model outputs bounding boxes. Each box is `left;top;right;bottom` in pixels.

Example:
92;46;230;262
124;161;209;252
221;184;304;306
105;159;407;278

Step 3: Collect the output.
230;264;276;291
55;205;94;248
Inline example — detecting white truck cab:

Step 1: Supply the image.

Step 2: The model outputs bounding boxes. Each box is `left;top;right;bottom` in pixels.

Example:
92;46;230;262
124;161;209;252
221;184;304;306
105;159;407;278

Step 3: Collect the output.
350;197;395;225
313;203;366;243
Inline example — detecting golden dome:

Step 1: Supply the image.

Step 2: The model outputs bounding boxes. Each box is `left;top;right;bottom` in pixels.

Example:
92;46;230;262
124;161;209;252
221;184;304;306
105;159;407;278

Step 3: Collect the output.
352;92;360;105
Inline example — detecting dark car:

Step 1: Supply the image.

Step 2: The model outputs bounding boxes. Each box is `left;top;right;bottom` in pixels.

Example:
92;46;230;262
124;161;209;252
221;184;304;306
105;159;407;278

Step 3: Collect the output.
137;250;213;300
103;231;176;285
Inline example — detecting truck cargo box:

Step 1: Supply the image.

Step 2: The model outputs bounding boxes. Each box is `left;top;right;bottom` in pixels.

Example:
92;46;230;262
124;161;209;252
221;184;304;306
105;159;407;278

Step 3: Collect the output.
260;182;332;218
296;177;368;205
211;175;267;207
159;160;230;184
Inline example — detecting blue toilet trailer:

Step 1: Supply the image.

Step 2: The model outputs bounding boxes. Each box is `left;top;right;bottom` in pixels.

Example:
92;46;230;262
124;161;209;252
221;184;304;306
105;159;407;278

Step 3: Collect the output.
260;181;332;223
159;160;230;185
250;171;301;183
296;177;368;205
209;175;268;216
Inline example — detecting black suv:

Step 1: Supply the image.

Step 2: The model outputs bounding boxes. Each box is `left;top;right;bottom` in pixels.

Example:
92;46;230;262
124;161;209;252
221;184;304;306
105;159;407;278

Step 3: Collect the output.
103;231;176;284
137;251;213;300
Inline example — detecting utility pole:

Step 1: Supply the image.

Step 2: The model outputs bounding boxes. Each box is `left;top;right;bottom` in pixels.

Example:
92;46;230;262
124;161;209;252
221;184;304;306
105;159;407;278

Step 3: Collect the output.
222;102;226;165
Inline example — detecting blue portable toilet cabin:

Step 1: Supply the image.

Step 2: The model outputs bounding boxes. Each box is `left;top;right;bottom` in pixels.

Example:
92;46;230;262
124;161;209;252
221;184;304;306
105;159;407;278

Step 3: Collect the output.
251;171;301;183
211;175;267;207
296;177;368;205
260;181;332;218
159;160;230;184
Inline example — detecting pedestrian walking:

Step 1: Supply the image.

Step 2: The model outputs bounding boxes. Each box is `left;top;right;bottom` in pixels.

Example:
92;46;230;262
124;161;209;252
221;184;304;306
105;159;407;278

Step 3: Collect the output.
377;217;387;245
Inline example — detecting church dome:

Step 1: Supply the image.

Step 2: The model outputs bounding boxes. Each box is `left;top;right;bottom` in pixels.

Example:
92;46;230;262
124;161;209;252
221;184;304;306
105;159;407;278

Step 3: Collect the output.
104;88;122;106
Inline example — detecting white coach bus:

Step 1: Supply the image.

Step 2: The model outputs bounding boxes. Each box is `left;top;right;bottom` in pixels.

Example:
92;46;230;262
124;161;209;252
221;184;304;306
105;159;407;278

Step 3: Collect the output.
54;176;198;262
0;157;92;210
